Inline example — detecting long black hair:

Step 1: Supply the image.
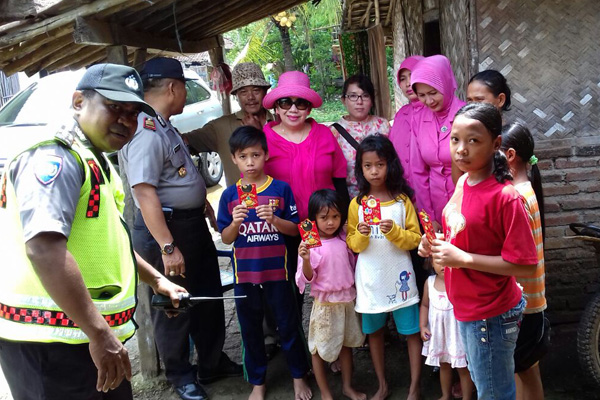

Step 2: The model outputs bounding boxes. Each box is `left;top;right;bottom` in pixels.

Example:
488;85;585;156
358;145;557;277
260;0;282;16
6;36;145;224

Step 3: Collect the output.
501;122;545;238
354;135;414;203
454;103;512;183
307;189;346;237
468;70;512;112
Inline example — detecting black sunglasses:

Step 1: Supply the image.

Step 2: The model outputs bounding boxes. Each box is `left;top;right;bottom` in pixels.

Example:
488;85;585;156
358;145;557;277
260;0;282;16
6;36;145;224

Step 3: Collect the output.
276;97;311;110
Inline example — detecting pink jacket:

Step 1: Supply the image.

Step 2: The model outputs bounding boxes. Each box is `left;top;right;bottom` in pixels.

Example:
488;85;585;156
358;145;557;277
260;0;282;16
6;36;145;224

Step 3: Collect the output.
390;102;424;186
410;55;465;223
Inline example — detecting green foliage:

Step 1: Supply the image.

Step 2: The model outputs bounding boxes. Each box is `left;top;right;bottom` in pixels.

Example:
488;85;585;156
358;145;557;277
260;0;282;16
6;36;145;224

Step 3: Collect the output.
310;100;346;123
224;0;343;101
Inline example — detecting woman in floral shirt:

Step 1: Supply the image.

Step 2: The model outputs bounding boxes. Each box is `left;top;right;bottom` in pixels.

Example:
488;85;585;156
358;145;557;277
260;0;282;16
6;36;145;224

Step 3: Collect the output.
331;74;390;198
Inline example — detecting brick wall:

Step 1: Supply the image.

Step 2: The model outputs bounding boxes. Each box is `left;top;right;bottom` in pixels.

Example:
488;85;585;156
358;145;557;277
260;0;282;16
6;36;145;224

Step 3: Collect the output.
536;135;600;323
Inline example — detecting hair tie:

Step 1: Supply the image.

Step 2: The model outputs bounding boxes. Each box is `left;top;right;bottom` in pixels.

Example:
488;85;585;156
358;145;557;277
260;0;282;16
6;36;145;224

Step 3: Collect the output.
528;155;538;166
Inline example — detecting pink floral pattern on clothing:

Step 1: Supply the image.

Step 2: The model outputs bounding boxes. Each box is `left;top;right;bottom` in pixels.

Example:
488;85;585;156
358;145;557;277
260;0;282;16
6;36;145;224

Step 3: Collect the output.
331;115;390;198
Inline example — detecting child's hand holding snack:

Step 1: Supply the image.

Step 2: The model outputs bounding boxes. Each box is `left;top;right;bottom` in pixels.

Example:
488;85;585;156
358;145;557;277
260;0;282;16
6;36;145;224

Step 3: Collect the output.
418;234;433;257
298;242;311;261
256;204;275;223
231;204;249;226
431;240;466;268
379;219;394;234
420;326;432;342
357;221;371;236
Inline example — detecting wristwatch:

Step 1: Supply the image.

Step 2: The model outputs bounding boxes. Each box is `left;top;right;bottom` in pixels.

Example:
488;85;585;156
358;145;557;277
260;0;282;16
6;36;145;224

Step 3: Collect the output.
161;242;176;255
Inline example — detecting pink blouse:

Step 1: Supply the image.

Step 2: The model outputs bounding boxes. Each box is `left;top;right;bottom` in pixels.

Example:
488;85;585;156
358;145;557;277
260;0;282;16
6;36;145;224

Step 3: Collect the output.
264;119;347;220
295;235;357;303
411;98;465;223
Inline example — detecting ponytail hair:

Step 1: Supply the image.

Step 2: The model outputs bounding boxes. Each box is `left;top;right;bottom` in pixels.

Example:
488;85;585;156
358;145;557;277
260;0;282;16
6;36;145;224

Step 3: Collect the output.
455;103;512;183
501;122;545;238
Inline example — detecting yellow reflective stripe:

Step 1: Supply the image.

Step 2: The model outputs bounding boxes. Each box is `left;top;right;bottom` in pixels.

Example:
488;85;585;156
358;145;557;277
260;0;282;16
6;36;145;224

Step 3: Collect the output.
0;292;136;313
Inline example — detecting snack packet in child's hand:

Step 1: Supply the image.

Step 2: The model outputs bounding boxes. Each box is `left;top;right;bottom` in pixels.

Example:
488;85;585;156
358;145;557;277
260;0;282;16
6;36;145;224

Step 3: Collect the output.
361;195;381;225
418;210;437;244
237;183;258;208
298;219;322;248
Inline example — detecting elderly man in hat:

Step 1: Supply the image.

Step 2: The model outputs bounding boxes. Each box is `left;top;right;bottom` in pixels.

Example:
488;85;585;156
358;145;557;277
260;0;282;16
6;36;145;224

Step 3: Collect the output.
0;63;186;400
184;62;273;186
119;57;241;400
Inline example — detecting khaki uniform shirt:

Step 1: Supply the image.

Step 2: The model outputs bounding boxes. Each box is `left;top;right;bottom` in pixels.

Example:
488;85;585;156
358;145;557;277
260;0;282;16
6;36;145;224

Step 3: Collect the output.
185;110;274;187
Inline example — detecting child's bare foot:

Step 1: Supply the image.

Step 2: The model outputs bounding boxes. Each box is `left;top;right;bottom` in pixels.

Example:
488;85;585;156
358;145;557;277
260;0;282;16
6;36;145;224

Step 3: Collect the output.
370;382;389;400
248;384;266;400
293;378;312;400
343;385;367;400
406;387;420;400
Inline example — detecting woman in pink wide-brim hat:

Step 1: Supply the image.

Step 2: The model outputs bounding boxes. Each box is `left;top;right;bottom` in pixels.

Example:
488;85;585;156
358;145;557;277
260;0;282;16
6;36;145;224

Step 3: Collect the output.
262;70;349;318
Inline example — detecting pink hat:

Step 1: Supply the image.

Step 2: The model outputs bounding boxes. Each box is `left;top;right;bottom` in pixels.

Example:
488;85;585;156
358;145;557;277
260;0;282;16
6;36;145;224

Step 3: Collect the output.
263;71;323;109
396;55;425;87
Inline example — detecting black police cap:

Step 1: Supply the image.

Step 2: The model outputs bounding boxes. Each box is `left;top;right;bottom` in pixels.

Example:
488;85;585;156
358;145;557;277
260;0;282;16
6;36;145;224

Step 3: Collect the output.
140;57;193;82
77;63;156;117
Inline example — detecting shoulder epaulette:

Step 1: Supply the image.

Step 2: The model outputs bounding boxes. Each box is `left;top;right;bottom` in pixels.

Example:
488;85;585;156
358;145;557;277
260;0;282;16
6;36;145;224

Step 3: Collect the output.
143;117;157;131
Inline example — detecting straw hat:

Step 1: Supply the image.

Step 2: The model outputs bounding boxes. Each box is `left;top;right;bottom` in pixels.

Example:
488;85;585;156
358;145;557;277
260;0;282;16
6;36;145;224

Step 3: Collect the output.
231;62;271;95
262;71;322;109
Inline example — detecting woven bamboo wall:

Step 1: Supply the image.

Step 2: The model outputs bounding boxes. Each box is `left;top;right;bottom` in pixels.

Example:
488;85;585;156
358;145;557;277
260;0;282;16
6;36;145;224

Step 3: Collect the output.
440;0;471;100
475;0;600;138
402;0;424;56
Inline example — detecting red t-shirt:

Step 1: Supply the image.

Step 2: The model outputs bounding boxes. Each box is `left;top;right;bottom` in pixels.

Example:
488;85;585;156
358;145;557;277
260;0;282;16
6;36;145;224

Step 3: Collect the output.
443;175;538;322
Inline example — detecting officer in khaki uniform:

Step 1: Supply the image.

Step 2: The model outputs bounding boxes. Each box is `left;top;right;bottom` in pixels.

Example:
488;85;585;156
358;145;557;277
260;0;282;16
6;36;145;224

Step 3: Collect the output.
0;64;186;400
185;62;274;186
119;57;241;400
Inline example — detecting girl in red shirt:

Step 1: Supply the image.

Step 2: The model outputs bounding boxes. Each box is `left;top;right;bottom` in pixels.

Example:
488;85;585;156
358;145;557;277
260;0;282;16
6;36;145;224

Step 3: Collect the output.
418;103;538;400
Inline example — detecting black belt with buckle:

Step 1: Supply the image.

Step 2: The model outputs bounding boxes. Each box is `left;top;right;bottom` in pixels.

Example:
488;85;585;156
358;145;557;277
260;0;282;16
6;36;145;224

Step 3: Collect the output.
162;206;204;220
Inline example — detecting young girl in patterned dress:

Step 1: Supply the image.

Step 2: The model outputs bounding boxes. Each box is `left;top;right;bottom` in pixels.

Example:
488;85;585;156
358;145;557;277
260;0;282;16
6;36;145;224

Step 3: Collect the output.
420;262;474;400
347;135;422;400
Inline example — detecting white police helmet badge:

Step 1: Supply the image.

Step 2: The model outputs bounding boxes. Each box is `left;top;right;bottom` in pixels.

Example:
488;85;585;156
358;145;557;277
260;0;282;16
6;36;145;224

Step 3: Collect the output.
125;75;139;91
34;155;63;185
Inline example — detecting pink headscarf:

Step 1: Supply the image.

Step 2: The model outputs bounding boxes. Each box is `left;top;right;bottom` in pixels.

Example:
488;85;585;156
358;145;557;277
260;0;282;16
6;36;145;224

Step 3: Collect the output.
410;55;460;119
397;55;425;105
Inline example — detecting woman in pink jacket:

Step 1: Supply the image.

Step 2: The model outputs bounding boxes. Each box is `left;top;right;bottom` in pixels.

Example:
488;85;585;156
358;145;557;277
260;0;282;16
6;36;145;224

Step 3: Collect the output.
410;55;466;230
389;55;424;187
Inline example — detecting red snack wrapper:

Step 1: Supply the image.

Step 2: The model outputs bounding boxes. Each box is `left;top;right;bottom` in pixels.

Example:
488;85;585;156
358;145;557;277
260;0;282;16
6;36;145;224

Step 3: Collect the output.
298;219;322;248
237;183;258;209
418;210;437;244
361;195;381;225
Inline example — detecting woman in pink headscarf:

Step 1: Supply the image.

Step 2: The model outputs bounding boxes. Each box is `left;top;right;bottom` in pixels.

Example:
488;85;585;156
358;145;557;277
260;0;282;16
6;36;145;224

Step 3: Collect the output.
411;55;466;230
389;55;424;186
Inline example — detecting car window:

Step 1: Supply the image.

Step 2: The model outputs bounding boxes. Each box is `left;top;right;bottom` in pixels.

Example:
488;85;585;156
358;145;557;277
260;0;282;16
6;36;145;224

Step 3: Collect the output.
185;80;211;105
0;72;81;126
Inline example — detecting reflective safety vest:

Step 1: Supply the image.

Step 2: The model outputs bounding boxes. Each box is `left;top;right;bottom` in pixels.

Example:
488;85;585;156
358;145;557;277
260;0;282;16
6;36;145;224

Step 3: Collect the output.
0;128;137;344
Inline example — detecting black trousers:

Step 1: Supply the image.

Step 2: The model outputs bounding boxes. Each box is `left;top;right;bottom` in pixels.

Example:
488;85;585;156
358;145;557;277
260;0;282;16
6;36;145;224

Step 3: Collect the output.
0;340;132;400
133;208;225;386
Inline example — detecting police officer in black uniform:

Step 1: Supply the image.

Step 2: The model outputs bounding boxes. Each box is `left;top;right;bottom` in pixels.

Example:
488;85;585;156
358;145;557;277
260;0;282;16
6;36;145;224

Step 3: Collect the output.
119;58;241;400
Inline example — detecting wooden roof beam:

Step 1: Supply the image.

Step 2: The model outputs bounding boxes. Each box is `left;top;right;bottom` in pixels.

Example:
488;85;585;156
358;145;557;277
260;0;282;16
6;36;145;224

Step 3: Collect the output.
73;17;223;54
0;0;63;23
0;0;132;49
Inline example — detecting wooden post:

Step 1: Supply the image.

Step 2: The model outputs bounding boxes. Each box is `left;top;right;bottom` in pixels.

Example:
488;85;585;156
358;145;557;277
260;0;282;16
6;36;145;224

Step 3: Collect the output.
392;0;409;110
107;45;160;379
132;48;147;71
208;35;231;115
106;45;128;65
